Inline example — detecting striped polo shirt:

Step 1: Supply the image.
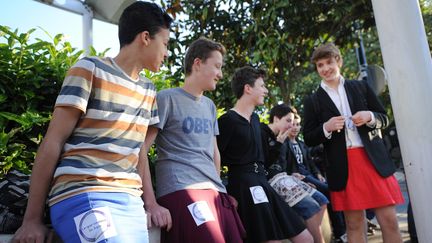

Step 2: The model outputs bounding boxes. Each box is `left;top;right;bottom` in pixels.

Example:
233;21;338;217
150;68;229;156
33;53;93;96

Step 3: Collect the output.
48;57;159;206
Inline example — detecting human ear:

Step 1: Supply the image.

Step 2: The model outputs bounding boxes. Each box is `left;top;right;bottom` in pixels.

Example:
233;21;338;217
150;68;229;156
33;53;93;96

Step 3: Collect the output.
337;58;343;68
244;84;253;94
140;31;151;46
192;58;201;72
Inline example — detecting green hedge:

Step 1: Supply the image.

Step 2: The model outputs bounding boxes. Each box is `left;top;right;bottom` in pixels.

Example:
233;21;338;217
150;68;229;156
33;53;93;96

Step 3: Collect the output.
0;26;86;177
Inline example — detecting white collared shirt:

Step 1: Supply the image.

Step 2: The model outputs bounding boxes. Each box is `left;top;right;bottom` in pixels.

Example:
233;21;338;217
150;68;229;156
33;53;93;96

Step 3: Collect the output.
320;77;375;148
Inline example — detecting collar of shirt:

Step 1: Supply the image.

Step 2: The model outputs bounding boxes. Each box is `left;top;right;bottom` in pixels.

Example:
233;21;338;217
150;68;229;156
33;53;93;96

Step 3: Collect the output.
320;76;364;148
320;76;345;92
320;76;348;116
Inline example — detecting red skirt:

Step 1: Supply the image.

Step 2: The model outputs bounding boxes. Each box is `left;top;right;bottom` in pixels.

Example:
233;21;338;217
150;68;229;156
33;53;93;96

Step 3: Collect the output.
330;147;404;211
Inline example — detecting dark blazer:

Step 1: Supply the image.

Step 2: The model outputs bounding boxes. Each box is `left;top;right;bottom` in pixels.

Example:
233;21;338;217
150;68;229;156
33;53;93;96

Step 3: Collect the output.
303;80;396;191
284;139;321;177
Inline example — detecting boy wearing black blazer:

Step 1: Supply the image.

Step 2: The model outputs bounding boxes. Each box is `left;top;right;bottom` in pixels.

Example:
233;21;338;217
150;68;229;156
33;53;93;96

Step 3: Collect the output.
303;43;403;243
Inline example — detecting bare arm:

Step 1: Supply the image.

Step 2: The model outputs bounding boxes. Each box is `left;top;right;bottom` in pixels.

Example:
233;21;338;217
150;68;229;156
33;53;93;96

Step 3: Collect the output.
213;137;221;175
137;126;172;231
214;137;239;207
13;106;82;243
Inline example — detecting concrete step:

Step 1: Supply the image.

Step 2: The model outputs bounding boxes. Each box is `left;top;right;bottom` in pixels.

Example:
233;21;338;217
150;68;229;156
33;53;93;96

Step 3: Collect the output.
0;211;332;243
0;227;161;243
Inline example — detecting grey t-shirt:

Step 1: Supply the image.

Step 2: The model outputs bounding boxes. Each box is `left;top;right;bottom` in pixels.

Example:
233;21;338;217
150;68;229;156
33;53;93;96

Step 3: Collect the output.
153;88;226;197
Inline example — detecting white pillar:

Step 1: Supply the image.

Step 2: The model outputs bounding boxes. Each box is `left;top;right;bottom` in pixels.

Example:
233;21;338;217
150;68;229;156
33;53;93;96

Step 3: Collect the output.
38;0;94;54
371;0;432;242
82;4;93;55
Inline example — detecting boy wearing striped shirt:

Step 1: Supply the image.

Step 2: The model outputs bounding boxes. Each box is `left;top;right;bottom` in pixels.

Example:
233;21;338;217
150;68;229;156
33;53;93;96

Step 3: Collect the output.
13;2;172;243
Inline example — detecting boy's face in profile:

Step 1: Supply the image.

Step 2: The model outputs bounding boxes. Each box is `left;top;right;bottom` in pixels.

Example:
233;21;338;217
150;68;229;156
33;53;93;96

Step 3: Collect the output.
248;77;268;106
196;50;223;91
315;56;342;85
144;28;170;72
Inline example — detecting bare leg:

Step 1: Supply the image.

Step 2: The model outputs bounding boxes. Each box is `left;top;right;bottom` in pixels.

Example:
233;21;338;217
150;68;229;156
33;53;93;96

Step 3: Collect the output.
289;229;314;243
344;210;367;243
305;205;326;243
374;205;402;243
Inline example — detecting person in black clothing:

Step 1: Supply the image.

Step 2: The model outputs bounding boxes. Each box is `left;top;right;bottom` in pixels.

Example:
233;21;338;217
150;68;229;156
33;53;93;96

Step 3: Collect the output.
261;104;328;243
285;114;327;190
285;113;347;242
217;66;312;243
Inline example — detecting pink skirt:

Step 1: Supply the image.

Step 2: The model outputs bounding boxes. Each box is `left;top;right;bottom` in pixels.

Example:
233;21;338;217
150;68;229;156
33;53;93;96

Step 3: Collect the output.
330;147;404;211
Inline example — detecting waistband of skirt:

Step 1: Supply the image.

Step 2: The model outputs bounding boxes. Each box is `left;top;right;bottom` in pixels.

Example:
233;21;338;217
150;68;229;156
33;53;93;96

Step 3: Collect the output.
227;162;268;175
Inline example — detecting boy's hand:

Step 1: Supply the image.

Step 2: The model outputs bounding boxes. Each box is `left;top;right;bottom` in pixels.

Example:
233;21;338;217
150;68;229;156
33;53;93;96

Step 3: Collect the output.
12;221;52;243
307;182;316;188
351;111;372;126
276;130;290;143
145;203;172;231
317;174;326;182
324;116;345;132
292;173;305;180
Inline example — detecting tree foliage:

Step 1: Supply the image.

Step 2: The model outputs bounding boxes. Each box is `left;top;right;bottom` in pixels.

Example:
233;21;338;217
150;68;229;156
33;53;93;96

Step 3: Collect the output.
0;26;84;176
163;0;377;109
161;0;431;116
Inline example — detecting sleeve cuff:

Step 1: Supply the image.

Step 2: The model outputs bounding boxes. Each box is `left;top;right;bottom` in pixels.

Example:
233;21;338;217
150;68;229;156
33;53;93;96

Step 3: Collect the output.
323;124;332;139
366;111;376;128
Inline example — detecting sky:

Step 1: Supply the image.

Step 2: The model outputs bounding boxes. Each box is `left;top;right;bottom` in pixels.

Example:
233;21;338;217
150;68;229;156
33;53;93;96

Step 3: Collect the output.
1;0;120;56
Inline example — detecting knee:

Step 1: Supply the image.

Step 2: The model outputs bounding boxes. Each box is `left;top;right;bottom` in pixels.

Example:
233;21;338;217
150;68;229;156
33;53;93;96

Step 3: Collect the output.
346;221;362;232
345;217;364;231
379;214;400;231
376;207;399;225
291;229;314;243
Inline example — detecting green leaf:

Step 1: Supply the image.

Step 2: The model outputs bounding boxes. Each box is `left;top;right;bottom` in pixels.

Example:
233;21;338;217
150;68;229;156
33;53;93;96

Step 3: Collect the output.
0;131;9;149
53;33;64;46
0;94;6;104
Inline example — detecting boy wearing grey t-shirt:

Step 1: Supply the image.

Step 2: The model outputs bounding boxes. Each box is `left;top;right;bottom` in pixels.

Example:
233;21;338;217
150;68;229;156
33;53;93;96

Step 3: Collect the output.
140;37;245;243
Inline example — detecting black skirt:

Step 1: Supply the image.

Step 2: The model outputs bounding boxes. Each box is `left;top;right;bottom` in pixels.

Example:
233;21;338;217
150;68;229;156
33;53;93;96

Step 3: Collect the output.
227;163;306;243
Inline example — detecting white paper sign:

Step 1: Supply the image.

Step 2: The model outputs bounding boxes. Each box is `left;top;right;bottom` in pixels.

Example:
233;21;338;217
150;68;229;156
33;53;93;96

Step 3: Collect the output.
249;186;269;204
187;201;215;226
73;206;117;243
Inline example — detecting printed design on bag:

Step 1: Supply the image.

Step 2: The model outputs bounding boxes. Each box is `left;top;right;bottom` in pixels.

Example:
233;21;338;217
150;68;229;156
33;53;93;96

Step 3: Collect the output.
73;206;117;243
269;172;311;207
187;201;215;226
249;186;269;204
